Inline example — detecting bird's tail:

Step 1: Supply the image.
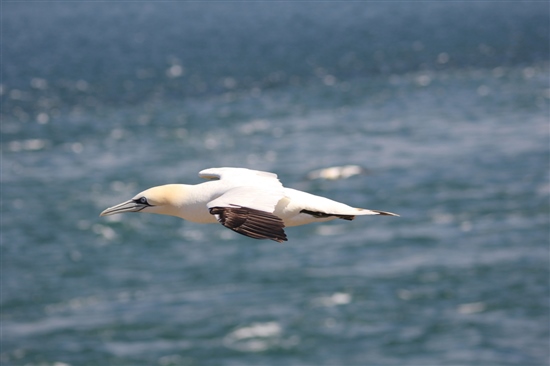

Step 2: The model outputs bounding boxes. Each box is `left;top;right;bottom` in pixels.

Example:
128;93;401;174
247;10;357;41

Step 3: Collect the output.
373;209;399;216
355;208;399;217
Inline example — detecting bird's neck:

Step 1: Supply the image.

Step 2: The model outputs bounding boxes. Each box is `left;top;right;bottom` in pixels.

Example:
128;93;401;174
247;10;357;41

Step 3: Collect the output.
150;183;219;223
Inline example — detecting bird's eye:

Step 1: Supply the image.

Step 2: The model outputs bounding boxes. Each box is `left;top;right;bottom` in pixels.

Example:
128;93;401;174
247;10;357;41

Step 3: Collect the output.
136;197;148;205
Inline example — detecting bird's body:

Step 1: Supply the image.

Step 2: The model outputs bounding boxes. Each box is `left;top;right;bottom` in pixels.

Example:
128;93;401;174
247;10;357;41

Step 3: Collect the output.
100;167;397;242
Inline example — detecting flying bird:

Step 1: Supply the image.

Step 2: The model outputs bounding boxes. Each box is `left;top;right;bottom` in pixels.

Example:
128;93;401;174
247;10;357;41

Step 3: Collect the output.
100;167;398;242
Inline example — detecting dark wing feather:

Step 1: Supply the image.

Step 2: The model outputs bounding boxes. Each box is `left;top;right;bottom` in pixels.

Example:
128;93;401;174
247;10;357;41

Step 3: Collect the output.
209;206;287;243
300;209;355;221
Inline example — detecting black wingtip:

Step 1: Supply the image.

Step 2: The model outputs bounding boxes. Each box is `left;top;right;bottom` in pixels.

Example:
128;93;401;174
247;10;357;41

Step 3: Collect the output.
210;206;288;242
300;209;355;221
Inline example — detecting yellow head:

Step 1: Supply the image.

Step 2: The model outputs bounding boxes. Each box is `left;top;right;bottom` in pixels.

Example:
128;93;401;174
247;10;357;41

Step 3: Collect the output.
100;184;186;218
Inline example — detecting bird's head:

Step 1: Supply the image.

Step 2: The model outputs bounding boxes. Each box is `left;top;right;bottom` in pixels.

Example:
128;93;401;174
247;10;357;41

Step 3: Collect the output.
99;184;185;218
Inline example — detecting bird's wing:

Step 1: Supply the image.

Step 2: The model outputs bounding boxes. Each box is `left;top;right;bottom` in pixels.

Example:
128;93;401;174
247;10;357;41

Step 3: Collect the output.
199;167;281;186
206;186;287;242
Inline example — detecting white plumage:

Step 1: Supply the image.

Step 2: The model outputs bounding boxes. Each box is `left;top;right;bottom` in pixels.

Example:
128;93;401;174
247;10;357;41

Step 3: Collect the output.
100;167;398;242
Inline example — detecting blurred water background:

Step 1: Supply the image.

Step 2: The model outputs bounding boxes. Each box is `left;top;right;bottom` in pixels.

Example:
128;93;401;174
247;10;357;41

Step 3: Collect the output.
2;2;549;366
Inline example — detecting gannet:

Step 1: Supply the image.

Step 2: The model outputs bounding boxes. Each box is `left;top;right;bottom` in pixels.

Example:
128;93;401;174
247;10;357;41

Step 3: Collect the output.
100;167;398;242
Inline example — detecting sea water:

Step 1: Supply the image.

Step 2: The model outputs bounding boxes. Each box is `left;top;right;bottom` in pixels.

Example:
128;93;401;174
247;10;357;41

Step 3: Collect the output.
2;3;549;365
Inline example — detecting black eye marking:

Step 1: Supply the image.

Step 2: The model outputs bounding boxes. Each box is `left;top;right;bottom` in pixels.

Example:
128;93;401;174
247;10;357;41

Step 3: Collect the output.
134;197;150;205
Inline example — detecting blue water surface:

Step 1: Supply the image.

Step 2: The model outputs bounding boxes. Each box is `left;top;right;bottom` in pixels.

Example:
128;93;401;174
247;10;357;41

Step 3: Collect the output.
2;3;549;366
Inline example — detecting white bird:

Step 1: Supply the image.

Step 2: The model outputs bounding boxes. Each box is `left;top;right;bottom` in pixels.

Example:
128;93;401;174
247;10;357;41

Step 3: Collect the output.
100;167;398;242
